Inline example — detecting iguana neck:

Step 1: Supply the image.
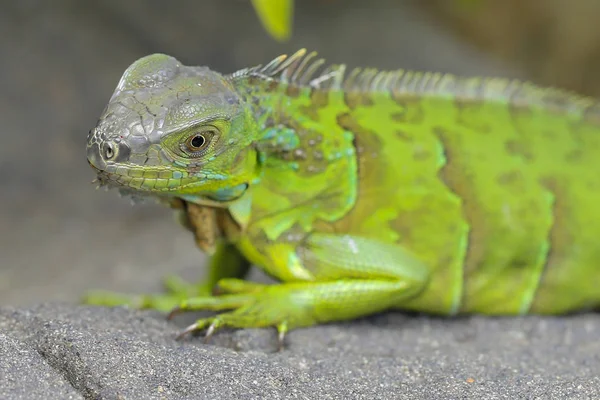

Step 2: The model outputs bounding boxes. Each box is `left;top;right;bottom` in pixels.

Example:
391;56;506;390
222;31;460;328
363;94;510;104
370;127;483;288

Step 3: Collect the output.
230;75;359;239
233;75;349;172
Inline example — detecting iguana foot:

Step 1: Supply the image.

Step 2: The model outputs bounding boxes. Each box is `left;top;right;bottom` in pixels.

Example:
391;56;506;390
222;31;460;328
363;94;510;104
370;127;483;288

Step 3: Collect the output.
174;315;289;351
166;278;317;349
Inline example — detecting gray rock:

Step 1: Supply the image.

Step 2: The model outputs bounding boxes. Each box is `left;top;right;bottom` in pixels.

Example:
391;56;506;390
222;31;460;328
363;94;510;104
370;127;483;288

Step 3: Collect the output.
1;303;599;399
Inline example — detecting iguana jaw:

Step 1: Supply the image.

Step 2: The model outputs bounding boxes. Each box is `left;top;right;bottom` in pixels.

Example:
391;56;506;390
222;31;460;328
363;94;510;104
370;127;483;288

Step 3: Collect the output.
87;155;251;209
89;162;204;194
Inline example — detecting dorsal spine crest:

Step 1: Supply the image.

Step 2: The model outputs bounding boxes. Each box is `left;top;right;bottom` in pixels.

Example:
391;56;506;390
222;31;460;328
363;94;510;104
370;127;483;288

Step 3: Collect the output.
229;49;598;119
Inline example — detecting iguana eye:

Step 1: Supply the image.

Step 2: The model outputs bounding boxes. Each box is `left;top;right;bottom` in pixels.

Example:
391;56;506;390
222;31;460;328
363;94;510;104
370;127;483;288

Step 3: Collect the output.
181;129;216;156
187;134;206;150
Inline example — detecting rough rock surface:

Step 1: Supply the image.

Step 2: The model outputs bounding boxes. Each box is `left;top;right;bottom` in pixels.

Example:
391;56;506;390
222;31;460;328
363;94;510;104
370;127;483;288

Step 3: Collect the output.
2;303;599;399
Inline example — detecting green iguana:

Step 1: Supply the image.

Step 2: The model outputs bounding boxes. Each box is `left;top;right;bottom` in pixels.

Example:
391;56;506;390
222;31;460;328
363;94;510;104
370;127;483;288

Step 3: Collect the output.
86;49;600;347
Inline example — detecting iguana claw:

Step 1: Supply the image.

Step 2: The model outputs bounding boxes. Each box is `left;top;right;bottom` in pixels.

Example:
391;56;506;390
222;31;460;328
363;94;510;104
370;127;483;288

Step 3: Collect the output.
174;317;223;343
175;323;198;341
204;321;218;342
277;322;288;351
175;315;288;351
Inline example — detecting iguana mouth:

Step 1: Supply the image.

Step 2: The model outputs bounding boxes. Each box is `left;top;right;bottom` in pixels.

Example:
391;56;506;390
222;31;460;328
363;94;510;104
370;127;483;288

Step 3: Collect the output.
88;158;208;199
88;162;164;204
87;161;110;187
87;155;141;191
88;164;130;191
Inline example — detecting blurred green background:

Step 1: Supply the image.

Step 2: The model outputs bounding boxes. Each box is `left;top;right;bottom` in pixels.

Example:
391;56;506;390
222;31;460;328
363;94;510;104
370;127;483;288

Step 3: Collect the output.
1;0;598;307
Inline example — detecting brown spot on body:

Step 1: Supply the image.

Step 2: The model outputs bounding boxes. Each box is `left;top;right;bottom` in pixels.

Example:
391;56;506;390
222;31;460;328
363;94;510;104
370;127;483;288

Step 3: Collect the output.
395;130;414;142
390;112;405;122
389;206;426;244
505;139;534;162
337;113;376;137
344;92;374;110
564;149;583;163
496;170;522;186
413;147;431;161
530;177;571;311
388;97;424;124
267;80;279;92
455;101;492;133
299;89;329;121
336;112;383;183
432;126;487;306
286;85;300;98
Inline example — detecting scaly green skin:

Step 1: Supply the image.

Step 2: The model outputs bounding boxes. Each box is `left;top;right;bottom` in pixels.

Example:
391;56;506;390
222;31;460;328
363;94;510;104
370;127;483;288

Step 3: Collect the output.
86;49;600;344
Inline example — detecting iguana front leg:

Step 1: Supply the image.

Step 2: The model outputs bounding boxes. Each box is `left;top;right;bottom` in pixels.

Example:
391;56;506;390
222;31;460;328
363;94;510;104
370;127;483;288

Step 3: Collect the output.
170;233;430;345
83;202;251;311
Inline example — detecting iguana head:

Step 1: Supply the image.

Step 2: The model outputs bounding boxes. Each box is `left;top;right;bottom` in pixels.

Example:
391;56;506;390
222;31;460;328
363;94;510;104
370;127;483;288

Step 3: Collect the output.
87;54;260;204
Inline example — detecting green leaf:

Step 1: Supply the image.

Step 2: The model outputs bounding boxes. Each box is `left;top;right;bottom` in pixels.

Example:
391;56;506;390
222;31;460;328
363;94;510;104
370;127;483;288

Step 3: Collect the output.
251;0;294;42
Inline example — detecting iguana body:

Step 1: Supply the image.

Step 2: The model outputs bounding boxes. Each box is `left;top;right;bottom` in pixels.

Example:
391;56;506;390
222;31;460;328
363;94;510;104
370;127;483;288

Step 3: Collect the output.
86;49;600;342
